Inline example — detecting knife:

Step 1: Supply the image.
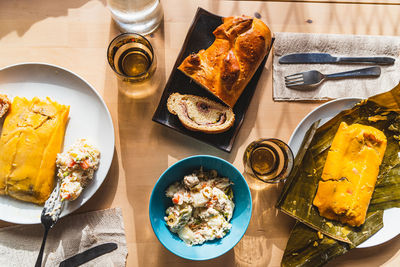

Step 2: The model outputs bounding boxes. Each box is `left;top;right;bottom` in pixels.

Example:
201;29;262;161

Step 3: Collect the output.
59;242;118;267
279;53;395;65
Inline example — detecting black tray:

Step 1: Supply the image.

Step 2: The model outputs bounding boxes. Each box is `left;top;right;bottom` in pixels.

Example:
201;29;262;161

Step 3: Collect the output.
152;7;273;153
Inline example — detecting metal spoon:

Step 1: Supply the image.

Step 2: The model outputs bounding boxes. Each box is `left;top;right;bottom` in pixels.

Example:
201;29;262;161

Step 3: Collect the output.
35;181;64;267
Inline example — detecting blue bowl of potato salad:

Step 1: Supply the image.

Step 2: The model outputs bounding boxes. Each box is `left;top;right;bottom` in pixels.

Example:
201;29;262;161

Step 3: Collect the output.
149;155;252;260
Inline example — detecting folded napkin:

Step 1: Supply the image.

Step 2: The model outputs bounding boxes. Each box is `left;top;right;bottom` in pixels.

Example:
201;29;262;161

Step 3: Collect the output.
273;32;400;101
0;208;127;267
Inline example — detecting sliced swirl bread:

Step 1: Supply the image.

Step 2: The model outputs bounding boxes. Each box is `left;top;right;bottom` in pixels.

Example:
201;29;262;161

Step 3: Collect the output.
167;93;235;134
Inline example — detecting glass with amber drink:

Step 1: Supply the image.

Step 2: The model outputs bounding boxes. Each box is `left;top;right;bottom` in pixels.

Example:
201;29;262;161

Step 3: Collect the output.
243;138;294;183
107;33;157;98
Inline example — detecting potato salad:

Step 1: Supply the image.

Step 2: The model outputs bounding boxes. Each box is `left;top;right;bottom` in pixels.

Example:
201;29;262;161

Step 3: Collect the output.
56;139;100;201
164;168;235;246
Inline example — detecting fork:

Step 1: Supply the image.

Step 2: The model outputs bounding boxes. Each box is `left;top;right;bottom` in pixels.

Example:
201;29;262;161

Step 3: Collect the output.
35;181;64;267
285;66;381;90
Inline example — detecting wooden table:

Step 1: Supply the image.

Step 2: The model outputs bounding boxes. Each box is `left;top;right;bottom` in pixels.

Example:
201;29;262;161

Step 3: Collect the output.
0;0;399;266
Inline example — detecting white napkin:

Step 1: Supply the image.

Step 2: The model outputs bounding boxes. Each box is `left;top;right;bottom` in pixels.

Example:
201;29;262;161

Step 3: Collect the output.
273;32;400;101
0;208;127;267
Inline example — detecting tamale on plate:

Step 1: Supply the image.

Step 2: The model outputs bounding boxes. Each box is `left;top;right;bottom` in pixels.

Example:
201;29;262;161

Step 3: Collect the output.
0;97;69;205
279;83;400;266
313;122;387;227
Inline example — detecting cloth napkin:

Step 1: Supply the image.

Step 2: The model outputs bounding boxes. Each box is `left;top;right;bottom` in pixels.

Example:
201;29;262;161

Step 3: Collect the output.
273;32;400;101
0;208;128;267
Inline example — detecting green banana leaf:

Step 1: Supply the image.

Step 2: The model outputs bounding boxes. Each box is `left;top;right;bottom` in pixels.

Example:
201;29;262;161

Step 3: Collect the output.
279;83;400;266
281;222;350;267
281;211;383;267
277;86;400;243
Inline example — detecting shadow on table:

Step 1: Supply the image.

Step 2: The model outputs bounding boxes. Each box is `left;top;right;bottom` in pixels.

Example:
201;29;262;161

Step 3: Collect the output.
0;0;101;39
116;18;168;186
232;174;294;267
114;19;170;266
258;1;400;36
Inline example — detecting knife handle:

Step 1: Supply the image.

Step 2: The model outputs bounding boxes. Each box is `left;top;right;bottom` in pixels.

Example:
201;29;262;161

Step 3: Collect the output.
59;243;118;267
337;57;395;65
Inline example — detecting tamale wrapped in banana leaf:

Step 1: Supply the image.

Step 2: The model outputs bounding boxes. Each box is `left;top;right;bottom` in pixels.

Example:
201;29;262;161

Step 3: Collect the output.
313;122;387;227
278;83;400;266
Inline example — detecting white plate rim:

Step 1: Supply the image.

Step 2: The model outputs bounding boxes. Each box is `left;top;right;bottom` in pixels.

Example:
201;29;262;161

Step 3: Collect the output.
0;62;115;224
288;97;400;248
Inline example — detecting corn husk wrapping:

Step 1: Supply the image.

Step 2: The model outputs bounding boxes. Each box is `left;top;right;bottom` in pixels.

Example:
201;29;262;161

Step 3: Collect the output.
278;83;400;266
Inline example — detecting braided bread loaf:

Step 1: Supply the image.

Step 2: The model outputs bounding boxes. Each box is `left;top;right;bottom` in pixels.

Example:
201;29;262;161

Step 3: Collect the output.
178;16;272;107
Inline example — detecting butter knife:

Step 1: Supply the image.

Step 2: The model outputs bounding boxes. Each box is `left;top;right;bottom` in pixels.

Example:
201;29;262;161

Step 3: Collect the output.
59;243;118;267
279;53;395;65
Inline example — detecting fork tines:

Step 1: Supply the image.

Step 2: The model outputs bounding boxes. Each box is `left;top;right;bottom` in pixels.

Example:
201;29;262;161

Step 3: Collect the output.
284;72;304;87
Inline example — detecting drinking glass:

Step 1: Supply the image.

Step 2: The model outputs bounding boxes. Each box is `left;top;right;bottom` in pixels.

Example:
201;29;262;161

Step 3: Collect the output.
107;33;158;98
106;0;163;35
243;138;294;183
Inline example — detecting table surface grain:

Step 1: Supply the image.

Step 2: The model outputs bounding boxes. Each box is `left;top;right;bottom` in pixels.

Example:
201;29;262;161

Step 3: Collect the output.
0;0;399;266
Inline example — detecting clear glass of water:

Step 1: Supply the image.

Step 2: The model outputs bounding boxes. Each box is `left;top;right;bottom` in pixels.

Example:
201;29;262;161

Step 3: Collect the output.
106;0;164;35
243;138;294;183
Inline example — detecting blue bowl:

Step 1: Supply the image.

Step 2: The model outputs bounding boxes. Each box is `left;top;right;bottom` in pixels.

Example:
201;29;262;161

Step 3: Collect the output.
149;155;252;261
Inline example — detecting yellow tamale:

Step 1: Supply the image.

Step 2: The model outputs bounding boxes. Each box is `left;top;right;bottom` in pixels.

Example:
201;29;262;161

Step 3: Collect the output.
313;122;387;227
0;97;69;205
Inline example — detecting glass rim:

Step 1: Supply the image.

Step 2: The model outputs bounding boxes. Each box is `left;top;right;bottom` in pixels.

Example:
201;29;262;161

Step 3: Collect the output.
245;138;294;183
107;32;155;79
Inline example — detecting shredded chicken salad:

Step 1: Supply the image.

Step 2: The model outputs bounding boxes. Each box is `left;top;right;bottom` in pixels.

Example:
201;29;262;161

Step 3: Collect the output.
164;168;235;246
56;139;100;201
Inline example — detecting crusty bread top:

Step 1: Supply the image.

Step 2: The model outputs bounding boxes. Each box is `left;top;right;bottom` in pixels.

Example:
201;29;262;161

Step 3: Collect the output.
167;93;235;134
178;16;272;107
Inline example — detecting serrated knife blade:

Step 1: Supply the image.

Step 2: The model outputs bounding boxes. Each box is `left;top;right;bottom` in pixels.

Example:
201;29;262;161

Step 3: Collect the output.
59;243;118;267
279;53;395;65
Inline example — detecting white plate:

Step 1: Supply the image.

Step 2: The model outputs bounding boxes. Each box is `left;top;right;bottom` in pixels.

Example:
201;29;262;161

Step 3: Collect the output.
288;98;400;248
0;63;115;224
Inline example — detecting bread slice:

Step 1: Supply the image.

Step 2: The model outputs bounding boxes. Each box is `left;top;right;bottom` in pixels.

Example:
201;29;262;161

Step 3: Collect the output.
0;94;10;118
167;93;235;134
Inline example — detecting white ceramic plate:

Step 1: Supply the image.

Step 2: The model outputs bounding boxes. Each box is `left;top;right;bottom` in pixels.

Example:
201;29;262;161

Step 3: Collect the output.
288;97;400;248
0;63;115;224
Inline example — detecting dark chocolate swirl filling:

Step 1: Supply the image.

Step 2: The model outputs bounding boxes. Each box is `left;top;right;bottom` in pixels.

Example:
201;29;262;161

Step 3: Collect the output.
180;101;227;126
